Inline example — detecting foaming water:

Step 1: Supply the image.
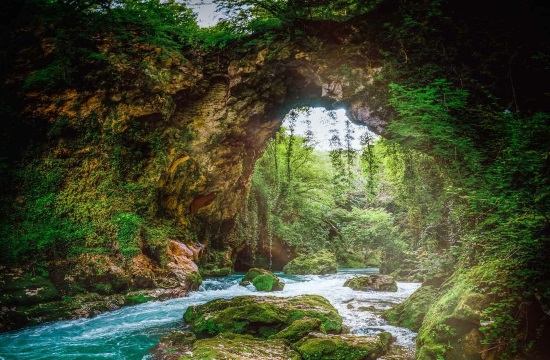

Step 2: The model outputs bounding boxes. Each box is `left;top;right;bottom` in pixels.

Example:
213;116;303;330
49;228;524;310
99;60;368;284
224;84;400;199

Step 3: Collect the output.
0;270;420;359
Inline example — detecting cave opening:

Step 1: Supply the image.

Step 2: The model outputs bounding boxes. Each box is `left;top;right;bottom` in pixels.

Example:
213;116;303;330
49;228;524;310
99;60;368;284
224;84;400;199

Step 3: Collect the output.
233;106;381;272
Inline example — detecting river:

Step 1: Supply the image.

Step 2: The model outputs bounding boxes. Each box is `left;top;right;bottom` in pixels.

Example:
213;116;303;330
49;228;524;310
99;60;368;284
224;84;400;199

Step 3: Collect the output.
0;269;420;359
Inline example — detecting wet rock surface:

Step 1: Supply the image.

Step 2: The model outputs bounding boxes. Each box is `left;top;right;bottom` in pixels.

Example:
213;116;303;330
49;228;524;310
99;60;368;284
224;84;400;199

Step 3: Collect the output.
344;275;398;292
0;240;202;332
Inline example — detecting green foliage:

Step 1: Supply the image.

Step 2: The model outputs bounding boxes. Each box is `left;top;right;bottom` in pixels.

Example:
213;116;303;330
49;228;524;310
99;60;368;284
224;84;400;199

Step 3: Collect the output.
0;156;88;265
21;0;199;92
214;0;381;25
283;251;338;275
112;212;142;259
232;119;409;272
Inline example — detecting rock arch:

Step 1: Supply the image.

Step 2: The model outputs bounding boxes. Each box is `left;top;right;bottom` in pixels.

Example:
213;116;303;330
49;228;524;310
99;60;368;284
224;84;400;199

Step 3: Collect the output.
158;37;391;244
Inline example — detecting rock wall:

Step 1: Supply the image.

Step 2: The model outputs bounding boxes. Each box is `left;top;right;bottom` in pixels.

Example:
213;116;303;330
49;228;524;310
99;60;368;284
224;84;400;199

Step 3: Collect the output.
151;34;390;246
0;20;390;330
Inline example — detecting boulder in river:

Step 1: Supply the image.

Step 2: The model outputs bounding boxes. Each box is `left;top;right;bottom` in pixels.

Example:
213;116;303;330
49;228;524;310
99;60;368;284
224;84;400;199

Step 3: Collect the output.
183;294;343;337
179;333;301;360
283;250;338;275
344;275;398;292
293;331;393;360
149;331;196;360
152;294;395;359
239;267;284;292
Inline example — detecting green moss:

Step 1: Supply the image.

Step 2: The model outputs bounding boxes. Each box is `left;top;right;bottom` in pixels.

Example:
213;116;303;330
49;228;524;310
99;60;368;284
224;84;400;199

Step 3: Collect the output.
343;275;398;292
124;293;152;305
185;273;203;291
253;274;276;291
294;332;392;360
15;292;127;328
283;251;338;275
271;317;322;343
183;295;342;338
416;264;493;360
240;268;284;292
152;330;196;358
0;275;61;306
383;285;439;332
180;333;301;360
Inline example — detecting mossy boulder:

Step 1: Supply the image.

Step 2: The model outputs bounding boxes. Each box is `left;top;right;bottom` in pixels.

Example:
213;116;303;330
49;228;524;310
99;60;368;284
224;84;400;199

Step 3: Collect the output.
240;268;284;292
416;264;494;360
183;295;342;338
344;275;398;292
293;331;393;360
383;285;439;332
271;317;323;343
150;330;196;360
179;333;301;360
283;251;338;275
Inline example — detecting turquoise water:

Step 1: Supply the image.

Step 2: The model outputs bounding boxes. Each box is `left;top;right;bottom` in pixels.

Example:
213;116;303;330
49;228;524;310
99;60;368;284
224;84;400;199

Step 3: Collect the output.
0;270;420;359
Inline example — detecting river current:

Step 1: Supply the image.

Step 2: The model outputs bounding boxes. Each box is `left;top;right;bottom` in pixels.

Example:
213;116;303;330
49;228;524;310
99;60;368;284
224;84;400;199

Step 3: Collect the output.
0;269;420;359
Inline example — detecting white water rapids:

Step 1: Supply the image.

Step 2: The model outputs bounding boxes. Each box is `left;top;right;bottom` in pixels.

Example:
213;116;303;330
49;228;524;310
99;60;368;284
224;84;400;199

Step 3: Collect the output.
0;269;420;359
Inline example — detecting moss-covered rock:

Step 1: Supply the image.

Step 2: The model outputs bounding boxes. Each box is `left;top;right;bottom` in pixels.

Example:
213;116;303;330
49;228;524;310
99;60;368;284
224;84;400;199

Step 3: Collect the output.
240;268;284;292
293;331;393;360
283;251;338;275
150;331;196;360
344;275;398;292
183;295;342;338
416;265;492;360
383;285;439;332
0;272;61;306
271;317;323;343
179;333;301;360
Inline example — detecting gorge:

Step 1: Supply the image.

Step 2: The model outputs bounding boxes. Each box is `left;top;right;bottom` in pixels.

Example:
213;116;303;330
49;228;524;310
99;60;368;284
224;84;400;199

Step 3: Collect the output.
0;0;549;359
